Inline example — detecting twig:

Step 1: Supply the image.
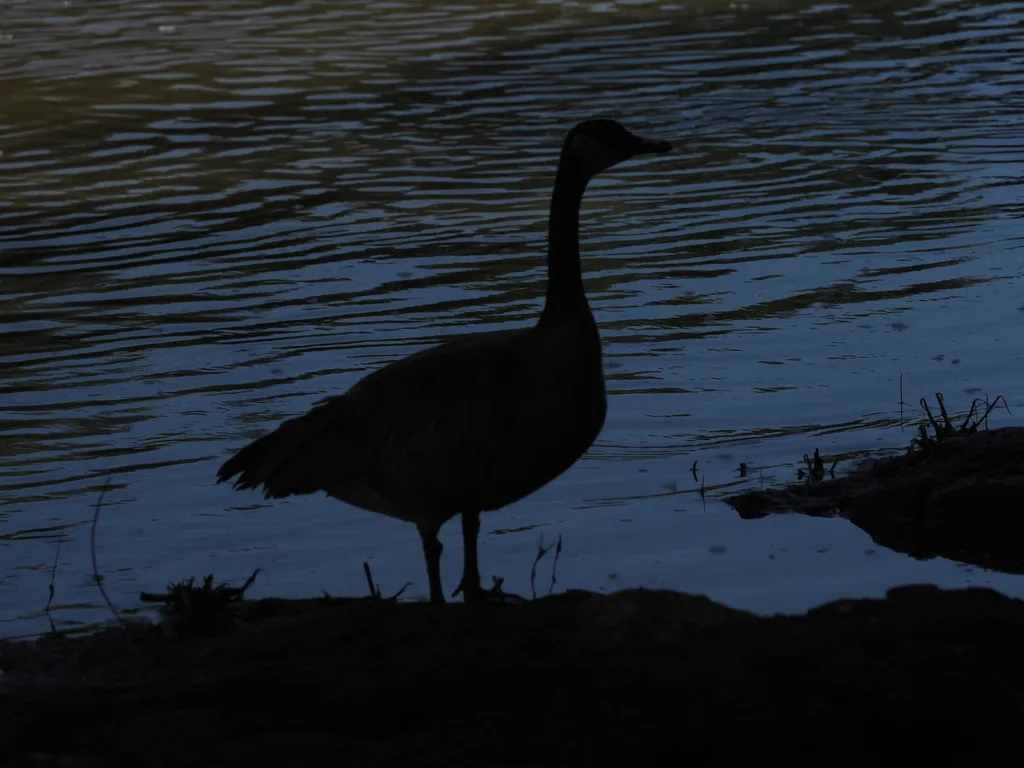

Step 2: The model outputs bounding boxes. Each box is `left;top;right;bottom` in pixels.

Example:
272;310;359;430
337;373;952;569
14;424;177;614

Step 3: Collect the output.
530;534;555;600
45;527;65;634
363;561;379;598
385;582;413;601
935;392;953;432
959;399;981;432
237;567;262;594
973;394;1011;432
360;561;410;601
547;535;563;597
899;373;904;431
920;396;945;437
90;476;125;627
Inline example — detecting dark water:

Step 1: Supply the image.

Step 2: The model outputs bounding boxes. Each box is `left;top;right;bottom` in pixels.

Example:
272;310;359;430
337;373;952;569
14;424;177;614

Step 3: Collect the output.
3;0;1024;637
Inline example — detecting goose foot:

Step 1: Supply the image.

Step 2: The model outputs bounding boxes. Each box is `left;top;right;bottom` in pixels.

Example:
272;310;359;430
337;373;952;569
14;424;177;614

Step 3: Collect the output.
453;575;526;605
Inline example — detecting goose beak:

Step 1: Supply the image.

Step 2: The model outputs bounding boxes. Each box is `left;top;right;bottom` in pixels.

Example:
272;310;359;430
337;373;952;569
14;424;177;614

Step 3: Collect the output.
630;135;673;156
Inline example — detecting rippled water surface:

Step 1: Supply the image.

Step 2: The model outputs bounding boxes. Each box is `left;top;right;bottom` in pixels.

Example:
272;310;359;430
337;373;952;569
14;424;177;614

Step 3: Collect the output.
4;0;1024;637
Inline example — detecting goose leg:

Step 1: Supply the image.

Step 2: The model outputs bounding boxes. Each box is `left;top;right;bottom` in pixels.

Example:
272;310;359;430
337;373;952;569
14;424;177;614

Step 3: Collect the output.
452;510;483;603
417;523;445;605
452;511;525;604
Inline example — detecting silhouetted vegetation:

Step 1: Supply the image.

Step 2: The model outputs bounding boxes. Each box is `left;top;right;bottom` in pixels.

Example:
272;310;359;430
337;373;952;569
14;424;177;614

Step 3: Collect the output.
726;392;1024;573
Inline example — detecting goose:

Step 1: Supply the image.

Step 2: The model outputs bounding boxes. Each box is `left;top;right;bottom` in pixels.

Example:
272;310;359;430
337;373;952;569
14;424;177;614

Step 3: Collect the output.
216;118;672;604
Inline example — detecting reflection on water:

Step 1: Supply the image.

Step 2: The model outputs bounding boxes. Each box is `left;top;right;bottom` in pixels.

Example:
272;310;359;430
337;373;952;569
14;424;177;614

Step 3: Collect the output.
3;0;1024;637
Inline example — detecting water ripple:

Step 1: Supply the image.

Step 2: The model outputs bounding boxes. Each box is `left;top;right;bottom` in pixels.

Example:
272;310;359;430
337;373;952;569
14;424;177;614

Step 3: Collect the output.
3;0;1024;634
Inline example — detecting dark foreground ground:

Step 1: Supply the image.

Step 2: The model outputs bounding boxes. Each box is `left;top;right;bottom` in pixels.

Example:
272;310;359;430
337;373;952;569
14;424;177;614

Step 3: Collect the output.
3;584;1024;766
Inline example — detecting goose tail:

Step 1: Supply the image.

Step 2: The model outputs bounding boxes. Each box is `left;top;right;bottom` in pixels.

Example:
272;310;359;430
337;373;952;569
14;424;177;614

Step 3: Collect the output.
216;398;348;499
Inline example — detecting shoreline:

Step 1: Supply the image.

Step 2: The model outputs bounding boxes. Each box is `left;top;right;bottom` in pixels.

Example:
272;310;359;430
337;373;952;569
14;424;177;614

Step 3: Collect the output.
3;583;1023;764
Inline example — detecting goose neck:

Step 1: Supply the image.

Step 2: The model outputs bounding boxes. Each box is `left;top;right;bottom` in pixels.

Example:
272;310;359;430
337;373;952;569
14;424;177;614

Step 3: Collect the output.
540;158;590;324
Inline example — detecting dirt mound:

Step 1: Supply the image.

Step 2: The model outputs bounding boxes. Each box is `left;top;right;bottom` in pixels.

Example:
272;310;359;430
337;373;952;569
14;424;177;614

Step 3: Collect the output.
727;425;1024;573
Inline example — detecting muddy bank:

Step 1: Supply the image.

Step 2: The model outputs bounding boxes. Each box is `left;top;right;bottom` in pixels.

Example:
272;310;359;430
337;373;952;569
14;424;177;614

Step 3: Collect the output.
727;422;1024;573
2;584;1023;765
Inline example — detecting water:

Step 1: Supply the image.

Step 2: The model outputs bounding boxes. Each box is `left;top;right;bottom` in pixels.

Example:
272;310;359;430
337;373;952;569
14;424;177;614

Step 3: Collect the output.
3;0;1024;638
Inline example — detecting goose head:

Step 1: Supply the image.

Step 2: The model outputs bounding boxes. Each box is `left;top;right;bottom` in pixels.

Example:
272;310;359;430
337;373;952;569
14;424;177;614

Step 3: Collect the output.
562;118;672;180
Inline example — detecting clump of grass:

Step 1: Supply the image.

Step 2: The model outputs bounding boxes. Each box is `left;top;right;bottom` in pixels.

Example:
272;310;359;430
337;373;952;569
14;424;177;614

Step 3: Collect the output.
140;569;262;638
911;392;1011;454
797;448;838;483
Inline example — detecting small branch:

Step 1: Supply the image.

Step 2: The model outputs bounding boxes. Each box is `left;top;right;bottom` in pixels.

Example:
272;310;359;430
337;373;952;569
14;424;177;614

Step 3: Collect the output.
935;392;953;432
363;561;379;598
547;535;563;597
971;394;1011;432
899;373;904;431
45;527;65;634
529;534;554;600
361;561;409;601
90;476;125;628
959;399;981;432
385;582;413;601
920;397;943;437
237;567;262;595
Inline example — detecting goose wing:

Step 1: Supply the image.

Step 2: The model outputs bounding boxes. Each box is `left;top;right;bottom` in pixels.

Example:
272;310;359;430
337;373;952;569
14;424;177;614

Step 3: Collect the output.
217;325;603;512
